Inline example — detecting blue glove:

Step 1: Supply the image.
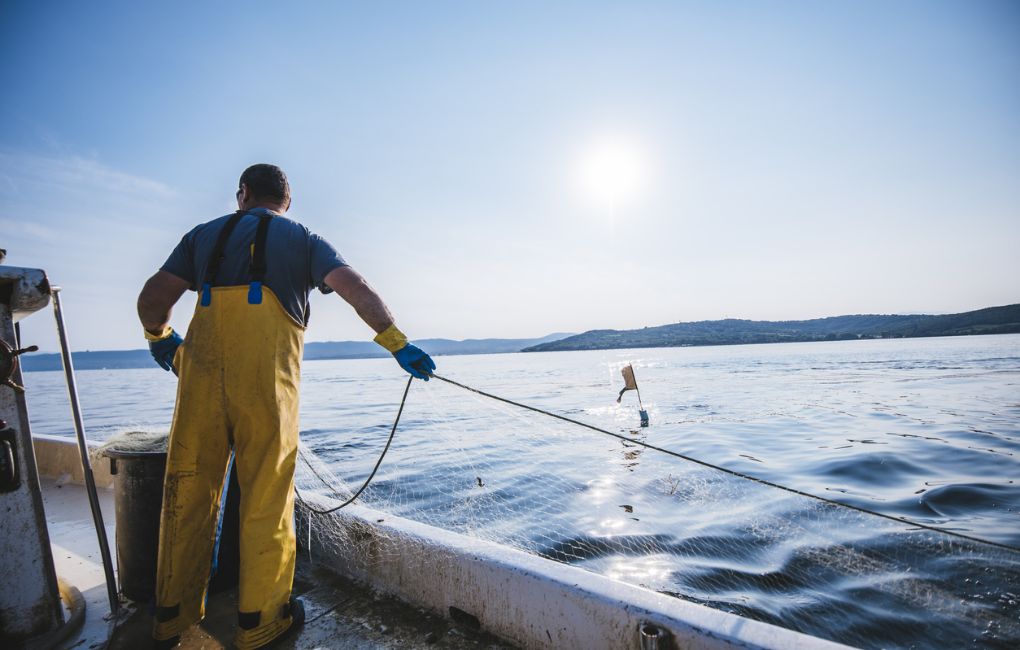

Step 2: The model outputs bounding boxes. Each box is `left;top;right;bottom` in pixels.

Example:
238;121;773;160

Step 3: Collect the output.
148;329;183;375
393;343;436;380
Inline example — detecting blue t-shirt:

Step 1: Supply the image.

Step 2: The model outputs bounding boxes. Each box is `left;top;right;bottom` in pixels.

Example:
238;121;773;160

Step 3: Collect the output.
160;208;348;325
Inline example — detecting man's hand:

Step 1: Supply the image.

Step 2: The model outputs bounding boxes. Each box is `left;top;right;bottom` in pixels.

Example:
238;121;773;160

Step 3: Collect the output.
393;343;436;380
138;270;190;375
373;324;436;380
147;328;183;374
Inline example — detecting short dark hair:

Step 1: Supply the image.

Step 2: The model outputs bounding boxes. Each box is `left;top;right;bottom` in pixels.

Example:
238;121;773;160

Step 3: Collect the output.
239;164;290;206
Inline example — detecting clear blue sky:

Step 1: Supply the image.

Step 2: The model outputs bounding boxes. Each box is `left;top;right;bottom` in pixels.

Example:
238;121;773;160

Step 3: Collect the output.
3;1;1018;351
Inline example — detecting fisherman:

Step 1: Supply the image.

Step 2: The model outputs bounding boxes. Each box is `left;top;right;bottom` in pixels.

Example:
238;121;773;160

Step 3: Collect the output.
136;163;435;649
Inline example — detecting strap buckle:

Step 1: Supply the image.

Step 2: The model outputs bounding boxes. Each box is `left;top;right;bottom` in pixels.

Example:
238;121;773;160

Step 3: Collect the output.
247;281;263;305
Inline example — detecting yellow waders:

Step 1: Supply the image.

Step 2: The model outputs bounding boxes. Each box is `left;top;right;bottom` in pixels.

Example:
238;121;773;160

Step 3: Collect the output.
152;283;304;649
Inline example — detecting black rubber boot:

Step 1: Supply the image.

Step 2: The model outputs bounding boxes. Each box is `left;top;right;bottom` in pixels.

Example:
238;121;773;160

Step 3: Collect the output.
260;597;305;649
286;596;305;632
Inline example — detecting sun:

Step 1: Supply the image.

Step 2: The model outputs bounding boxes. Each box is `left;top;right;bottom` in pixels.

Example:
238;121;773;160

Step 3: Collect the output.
575;137;648;212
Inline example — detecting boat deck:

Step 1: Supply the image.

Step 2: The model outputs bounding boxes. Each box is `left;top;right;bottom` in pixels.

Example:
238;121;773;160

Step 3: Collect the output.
42;477;514;649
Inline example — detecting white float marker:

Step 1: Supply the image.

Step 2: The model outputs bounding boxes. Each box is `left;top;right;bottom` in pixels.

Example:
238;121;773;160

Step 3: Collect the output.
616;364;649;427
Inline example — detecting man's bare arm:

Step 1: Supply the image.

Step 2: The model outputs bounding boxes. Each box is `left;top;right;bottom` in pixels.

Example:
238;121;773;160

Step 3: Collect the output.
327;266;436;379
137;271;191;334
324;266;395;334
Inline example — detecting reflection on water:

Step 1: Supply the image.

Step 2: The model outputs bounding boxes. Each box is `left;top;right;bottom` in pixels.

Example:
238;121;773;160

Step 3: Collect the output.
24;334;1020;649
620;438;643;471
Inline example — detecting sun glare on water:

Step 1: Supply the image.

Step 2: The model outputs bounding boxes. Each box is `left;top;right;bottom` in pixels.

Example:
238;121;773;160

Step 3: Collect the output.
575;137;649;214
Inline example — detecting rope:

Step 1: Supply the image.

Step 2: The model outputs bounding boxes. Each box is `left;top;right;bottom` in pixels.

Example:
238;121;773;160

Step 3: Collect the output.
296;371;1020;554
297;375;412;514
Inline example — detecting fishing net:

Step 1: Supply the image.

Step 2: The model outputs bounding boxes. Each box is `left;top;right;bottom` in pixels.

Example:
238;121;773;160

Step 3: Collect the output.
92;430;169;461
294;371;1020;650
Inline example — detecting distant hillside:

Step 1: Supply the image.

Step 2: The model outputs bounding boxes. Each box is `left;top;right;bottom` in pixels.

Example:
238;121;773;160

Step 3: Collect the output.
22;332;575;372
21;349;156;372
522;304;1020;352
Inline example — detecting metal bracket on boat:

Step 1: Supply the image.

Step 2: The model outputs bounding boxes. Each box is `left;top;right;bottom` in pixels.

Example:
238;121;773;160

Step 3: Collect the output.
0;337;39;393
639;622;667;650
0;420;20;492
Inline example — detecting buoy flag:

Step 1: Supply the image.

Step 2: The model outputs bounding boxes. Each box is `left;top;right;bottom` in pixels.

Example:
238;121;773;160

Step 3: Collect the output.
617;364;639;403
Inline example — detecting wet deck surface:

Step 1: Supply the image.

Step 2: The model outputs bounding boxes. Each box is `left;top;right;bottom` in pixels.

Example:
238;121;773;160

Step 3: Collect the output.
43;477;514;649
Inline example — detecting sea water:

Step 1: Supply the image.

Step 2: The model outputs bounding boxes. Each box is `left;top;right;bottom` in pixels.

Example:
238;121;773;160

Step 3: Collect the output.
24;334;1020;648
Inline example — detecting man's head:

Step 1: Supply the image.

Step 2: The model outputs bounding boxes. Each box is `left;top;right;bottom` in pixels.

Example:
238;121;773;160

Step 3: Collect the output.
237;163;291;212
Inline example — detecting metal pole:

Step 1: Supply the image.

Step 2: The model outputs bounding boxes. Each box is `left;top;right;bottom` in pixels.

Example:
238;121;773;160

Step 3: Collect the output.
633;372;649;428
51;286;119;616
